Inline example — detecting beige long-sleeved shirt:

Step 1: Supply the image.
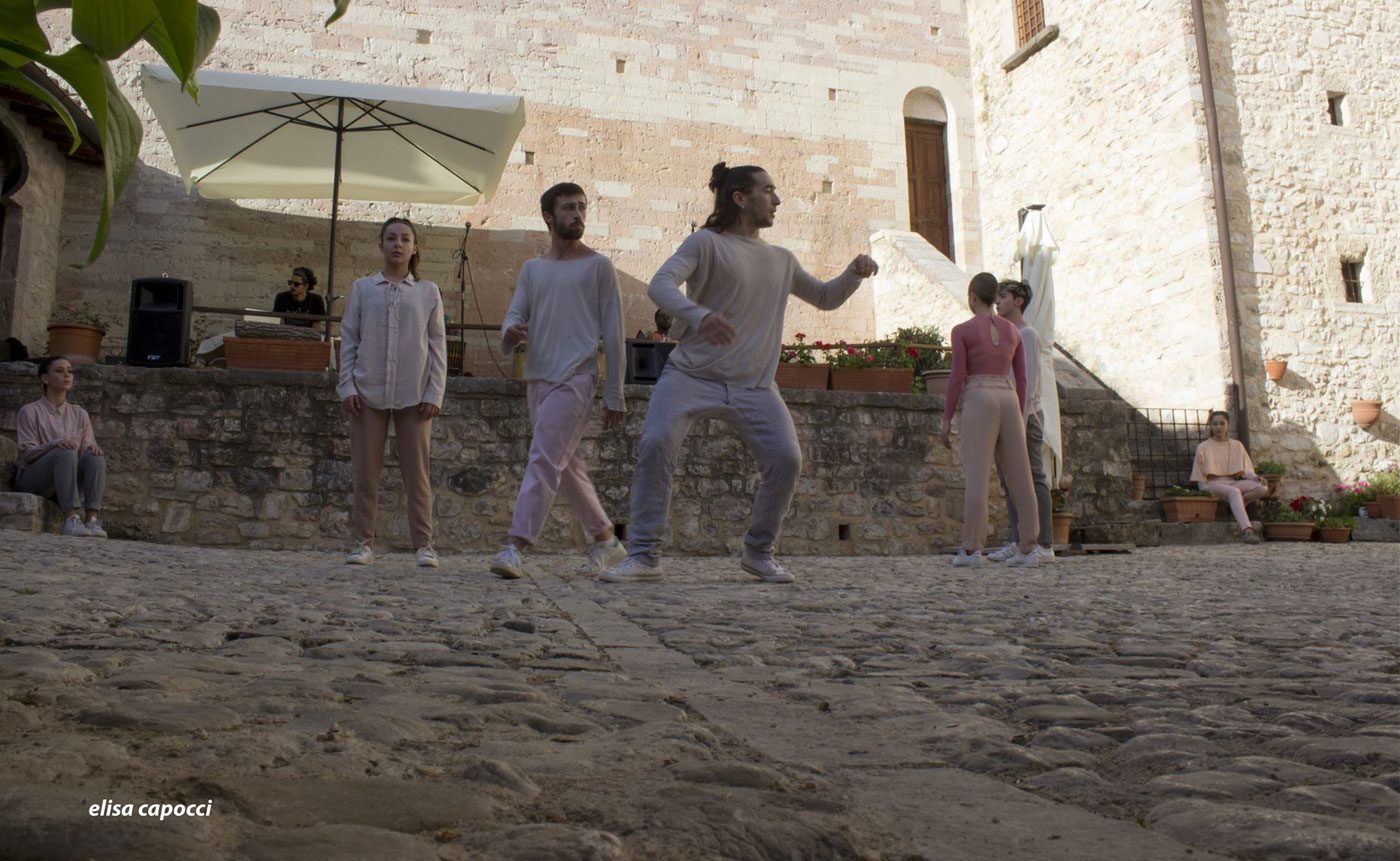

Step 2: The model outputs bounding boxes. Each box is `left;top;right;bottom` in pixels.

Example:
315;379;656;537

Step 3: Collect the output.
15;397;97;479
500;254;625;413
1190;438;1257;483
337;272;447;410
647;229;863;388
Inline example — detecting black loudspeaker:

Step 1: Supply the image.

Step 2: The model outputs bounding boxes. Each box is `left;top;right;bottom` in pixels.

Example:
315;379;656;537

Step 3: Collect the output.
625;340;677;385
126;277;192;366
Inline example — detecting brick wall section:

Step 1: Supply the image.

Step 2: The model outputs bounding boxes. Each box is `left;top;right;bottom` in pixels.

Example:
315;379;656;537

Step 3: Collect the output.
46;0;981;369
0;364;1135;554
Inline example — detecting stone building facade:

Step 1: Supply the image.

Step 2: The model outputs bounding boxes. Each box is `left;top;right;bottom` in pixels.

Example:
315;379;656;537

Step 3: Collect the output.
1;0;1395;497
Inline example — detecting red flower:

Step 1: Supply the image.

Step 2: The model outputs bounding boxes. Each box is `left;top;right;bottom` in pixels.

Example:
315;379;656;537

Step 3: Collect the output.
906;347;920;358
846;347;857;355
864;353;874;361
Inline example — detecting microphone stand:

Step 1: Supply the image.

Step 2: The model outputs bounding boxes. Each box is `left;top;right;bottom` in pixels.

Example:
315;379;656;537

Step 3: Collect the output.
450;222;470;374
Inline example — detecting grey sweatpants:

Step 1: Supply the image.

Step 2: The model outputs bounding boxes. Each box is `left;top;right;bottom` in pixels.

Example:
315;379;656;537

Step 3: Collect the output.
627;366;801;564
16;448;106;512
996;409;1052;546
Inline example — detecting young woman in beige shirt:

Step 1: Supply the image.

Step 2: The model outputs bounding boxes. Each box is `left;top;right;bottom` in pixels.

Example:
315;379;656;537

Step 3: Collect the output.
337;217;447;568
1190;410;1266;543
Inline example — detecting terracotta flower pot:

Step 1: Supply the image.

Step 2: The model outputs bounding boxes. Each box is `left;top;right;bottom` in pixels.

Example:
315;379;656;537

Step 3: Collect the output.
921;368;952;396
774;363;830;390
1261;474;1282;499
1265;360;1287;382
1161;496;1219;523
1379;495;1400;520
1317;527;1351;543
1051;511;1073;545
1263;522;1315;542
830;367;915;393
47;323;105;365
1131;475;1146;501
1364;501;1383;519
1351;399;1382;429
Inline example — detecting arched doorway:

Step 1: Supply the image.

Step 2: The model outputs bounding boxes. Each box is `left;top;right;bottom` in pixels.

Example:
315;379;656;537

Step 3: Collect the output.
903;90;953;260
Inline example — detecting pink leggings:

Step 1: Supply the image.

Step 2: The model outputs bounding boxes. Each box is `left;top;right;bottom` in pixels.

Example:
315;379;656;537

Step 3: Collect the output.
1205;478;1268;530
508;373;612;544
959;377;1039;552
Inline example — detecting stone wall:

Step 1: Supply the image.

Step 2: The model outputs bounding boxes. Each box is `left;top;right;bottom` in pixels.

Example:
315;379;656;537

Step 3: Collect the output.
0;364;1136;555
0;105;82;351
43;0;983;370
1210;0;1400;490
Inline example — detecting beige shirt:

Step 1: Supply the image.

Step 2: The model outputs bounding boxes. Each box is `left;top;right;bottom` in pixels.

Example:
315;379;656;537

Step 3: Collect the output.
15;397;97;479
1190;438;1256;483
337;272;447;410
500;254;626;413
648;229;863;388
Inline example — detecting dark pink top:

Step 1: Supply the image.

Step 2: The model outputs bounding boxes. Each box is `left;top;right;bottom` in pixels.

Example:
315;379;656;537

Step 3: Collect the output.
945;315;1027;415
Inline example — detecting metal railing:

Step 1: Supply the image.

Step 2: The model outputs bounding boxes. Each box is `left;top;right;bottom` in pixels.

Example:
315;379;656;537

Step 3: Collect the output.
1126;408;1214;499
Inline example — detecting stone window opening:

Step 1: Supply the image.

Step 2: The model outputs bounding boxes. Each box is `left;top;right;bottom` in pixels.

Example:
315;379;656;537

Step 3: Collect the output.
615;58;626;74
1342;258;1367;304
837;524;851;541
524;150;535;166
821;179;833;194
1327;93;1346;126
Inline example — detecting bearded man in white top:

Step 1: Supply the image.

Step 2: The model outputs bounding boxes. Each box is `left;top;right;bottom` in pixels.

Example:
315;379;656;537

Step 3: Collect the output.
601;163;878;585
490;183;628;580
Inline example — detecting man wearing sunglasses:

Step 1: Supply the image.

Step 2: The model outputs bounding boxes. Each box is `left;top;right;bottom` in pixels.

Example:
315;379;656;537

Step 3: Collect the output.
273;266;326;327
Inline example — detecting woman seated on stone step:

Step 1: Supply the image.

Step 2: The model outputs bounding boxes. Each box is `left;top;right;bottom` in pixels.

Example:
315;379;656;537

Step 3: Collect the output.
13;357;107;538
1190;410;1265;544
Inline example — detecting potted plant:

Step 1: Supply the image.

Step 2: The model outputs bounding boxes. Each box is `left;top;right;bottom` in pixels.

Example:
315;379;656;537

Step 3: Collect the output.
1255;460;1286;498
1352;398;1382;429
892;326;951;394
774;333;830;390
48;302;109;365
1051;488;1073;545
826;340;917;393
1371;462;1400;519
1265;359;1287;381
1261;502;1315;541
1316;515;1354;543
1160;485;1218;523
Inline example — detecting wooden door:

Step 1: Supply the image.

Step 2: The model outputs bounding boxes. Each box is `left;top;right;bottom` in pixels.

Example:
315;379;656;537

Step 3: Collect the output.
905;119;952;259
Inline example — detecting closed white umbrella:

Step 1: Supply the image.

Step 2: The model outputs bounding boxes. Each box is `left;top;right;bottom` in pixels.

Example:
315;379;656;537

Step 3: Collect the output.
141;64;525;328
1014;209;1063;483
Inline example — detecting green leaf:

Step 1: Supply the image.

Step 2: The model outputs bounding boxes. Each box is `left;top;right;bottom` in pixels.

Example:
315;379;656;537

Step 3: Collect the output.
144;1;220;98
72;0;157;60
325;0;351;26
35;44;142;266
0;0;52;65
0;65;81;154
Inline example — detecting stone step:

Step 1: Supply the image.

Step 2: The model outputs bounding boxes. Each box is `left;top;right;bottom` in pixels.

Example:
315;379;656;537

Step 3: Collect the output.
1158;520;1262;546
1353;518;1400;542
0;492;63;534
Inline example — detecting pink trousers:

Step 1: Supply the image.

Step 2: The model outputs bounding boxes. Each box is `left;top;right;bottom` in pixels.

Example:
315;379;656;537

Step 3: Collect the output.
1205;478;1268;530
959;376;1039;552
508;373;612;544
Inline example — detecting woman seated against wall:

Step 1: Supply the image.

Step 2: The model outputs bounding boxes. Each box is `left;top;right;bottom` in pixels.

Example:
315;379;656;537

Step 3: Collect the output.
273;267;327;327
14;357;108;538
1190;409;1265;544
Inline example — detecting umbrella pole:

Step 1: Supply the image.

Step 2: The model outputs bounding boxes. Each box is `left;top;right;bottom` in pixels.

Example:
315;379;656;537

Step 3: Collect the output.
325;98;347;342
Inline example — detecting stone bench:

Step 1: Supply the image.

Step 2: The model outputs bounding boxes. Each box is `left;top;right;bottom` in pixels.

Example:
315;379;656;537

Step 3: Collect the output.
0;492;63;534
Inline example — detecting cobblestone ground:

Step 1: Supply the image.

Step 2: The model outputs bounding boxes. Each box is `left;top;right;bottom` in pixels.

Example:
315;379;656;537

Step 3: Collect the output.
1;532;1397;860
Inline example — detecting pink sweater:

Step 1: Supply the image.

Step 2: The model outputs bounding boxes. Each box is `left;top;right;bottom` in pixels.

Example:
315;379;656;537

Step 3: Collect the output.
945;315;1027;415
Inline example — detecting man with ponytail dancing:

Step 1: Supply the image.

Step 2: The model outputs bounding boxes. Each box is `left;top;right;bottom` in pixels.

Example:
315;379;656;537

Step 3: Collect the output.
601;163;878;585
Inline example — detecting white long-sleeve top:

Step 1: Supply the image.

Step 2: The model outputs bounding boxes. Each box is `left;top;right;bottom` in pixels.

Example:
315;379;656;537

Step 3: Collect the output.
647;229;863;388
337;272;447;409
1014;323;1041;416
499;253;625;413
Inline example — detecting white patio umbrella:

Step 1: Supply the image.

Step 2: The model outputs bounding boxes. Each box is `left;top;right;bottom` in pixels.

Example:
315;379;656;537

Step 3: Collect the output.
1014;209;1063;483
141;65;526;330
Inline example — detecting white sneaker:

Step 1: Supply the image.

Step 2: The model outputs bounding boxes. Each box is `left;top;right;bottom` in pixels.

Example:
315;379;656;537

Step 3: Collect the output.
490;545;524;580
599;556;663;583
985;543;1018;562
416;546;440;568
740;555;796;584
952;549;983;568
577;538;627;576
345;543;373;565
1006;549;1040;568
1032;545;1055;563
84;517;108;538
62;515;87;538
